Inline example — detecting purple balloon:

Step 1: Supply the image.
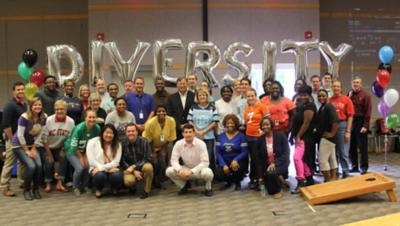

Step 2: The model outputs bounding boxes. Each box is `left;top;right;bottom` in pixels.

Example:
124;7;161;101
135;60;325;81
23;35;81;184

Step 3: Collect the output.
377;99;392;118
371;81;384;98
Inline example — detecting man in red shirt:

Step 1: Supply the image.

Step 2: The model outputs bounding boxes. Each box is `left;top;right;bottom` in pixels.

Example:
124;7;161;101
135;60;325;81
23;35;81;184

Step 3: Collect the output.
329;80;354;178
348;76;371;174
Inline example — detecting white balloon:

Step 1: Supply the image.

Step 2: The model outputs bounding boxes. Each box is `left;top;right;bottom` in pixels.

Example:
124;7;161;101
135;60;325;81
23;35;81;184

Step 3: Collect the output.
153;39;184;83
384;88;399;108
47;45;84;87
104;41;150;84
90;41;104;86
281;39;319;80
319;42;352;79
185;41;221;88
263;41;277;81
223;42;253;80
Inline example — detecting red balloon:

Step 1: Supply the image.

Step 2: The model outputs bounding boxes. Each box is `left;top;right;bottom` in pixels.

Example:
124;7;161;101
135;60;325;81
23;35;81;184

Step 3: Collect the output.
29;69;45;87
376;69;391;88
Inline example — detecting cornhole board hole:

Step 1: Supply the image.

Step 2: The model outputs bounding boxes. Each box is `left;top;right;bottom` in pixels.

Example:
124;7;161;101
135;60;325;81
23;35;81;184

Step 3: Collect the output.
300;172;397;205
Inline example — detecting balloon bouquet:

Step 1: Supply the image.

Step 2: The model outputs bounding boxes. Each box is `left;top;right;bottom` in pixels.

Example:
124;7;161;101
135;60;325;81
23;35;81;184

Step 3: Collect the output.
17;49;44;100
372;45;399;170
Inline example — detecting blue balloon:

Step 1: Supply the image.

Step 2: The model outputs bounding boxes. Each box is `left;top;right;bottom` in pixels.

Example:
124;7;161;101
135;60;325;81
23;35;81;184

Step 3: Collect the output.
379;45;394;64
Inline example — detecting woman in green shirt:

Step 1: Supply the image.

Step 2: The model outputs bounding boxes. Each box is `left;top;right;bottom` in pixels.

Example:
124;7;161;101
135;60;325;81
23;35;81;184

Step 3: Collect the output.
65;110;101;196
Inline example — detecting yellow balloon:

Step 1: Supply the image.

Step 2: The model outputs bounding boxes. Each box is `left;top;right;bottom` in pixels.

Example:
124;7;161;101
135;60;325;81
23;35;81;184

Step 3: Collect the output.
24;82;39;100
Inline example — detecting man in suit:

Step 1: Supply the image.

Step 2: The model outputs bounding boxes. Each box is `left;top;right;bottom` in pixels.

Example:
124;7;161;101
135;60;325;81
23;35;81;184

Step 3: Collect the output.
166;76;195;141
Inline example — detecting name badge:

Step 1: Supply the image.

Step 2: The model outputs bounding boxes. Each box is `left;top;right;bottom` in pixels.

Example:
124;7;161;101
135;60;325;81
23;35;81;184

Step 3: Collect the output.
274;119;280;126
160;134;165;142
139;111;144;119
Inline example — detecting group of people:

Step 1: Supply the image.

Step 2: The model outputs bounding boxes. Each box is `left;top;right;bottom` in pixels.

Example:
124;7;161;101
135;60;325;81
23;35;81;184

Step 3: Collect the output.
0;71;371;201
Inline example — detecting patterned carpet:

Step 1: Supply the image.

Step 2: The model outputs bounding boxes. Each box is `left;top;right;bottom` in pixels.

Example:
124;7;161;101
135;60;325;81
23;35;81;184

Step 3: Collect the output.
1;152;399;226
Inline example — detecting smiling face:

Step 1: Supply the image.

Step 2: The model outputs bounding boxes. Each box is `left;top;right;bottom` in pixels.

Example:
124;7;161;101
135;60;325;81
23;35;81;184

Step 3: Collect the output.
156;106;166;121
318;90;328;104
263;80;272;94
332;81;342;96
64;81;74;96
311;77;321;91
225;118;236;133
221;87;233;102
295;80;304;93
323;74;332;88
102;127;115;143
124;81;134;94
31;100;42;114
14;85;25;100
126;125;138;143
352;78;362;92
54;102;67;119
261;118;272;134
134;78;144;94
108;84;119;99
80;85;90;99
85;110;97;129
187;75;197;89
96;79;106;94
115;99;127;113
246;89;257;105
177;78;187;94
182;127;195;143
197;90;209;105
233;80;241;94
271;83;281;99
45;77;57;92
241;80;250;95
90;96;101;110
155;79;165;92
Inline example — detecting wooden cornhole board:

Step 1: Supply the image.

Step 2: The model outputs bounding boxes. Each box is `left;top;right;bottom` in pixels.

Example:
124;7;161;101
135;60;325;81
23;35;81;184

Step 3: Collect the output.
300;172;397;205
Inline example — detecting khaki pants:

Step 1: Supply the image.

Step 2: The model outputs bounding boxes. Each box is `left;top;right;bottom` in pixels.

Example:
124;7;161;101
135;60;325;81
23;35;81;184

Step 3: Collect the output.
0;141;24;189
123;163;153;193
319;138;338;171
166;166;214;190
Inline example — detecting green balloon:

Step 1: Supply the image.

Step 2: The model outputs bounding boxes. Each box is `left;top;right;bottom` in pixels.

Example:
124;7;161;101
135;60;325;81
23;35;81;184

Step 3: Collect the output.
18;62;32;81
385;112;400;129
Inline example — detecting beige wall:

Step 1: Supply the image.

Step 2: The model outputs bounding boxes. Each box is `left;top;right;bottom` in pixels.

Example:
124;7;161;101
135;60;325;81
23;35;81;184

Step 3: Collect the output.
0;0;88;108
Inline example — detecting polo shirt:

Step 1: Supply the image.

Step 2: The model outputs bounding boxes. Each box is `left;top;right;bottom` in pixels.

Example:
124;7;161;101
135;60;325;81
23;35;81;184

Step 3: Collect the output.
2;98;27;133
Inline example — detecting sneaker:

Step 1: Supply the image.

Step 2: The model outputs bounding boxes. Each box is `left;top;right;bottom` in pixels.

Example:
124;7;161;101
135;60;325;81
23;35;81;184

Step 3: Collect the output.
342;172;350;179
203;189;213;197
306;176;315;186
291;179;307;194
73;188;81;197
360;170;368;175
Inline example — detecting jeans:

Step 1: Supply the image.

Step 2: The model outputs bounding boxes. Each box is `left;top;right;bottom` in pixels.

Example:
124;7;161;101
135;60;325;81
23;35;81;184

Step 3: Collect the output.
66;154;89;189
14;147;42;190
38;147;67;182
335;121;351;174
92;171;123;191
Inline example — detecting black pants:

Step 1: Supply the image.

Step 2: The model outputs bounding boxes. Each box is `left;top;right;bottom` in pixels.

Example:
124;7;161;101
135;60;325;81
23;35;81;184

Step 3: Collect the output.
247;139;259;182
264;170;282;195
303;134;316;173
219;160;246;184
350;117;369;171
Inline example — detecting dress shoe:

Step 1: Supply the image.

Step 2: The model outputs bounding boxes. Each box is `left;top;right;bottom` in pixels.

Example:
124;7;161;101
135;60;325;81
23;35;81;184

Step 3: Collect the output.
203;189;213;197
24;191;33;201
33;189;41;199
140;192;150;199
234;182;241;191
342;172;350;179
350;168;360;173
95;191;102;198
306;176;315;186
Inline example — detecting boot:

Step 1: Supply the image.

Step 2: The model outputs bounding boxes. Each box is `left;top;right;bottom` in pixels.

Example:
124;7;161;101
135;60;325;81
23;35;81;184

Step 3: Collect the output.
291;179;307;194
321;171;331;183
330;168;337;181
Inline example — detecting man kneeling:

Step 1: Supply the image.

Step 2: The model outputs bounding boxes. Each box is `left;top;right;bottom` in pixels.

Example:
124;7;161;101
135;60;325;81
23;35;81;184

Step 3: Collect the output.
121;123;154;199
166;124;213;196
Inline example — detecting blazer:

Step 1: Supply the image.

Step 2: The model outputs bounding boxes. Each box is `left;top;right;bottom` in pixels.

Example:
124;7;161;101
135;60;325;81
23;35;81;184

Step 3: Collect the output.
256;131;290;179
166;90;195;135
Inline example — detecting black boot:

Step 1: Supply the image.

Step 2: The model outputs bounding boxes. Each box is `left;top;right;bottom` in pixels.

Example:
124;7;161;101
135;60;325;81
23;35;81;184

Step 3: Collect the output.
24;190;33;201
33;189;41;199
291;179;307;194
